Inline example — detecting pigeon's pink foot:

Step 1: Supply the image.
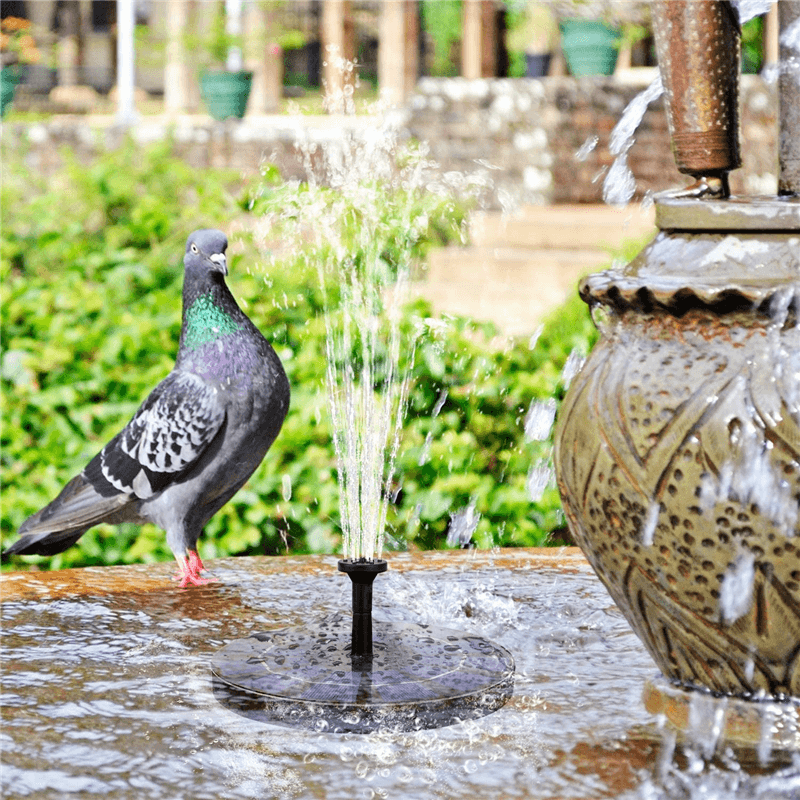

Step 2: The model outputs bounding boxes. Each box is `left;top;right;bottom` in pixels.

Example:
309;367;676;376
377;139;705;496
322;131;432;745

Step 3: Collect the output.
173;551;217;588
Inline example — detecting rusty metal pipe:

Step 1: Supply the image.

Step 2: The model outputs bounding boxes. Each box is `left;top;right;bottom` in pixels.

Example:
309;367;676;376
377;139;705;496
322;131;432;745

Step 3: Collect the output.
652;0;741;193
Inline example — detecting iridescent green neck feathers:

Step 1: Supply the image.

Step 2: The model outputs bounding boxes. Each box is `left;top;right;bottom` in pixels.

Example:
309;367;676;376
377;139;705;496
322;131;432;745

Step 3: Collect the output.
183;293;241;351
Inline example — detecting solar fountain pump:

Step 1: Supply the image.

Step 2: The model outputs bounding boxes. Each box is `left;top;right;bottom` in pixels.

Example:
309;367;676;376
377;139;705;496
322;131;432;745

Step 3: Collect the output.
211;553;514;733
553;0;800;754
337;557;387;662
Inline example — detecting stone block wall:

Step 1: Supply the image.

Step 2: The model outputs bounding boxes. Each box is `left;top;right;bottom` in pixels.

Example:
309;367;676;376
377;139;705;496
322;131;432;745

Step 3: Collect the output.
3;76;778;210
406;75;778;207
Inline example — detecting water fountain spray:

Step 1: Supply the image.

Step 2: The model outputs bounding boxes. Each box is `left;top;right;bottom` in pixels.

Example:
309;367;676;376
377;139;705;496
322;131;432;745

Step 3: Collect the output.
554;0;799;756
211;96;513;733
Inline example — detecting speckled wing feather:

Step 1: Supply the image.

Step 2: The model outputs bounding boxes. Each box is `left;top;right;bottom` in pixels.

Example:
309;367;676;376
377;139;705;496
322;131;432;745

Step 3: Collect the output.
11;371;227;552
95;371;226;499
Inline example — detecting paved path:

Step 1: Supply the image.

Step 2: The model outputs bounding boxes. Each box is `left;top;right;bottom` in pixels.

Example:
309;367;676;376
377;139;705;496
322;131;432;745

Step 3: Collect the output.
412;203;656;337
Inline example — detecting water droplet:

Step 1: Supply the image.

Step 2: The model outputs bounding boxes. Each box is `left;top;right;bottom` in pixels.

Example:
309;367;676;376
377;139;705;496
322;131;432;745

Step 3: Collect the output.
575;135;599;162
719;551;756;625
281;474;292;502
526;461;554;503
640;502;660;547
528;324;544;351
560;349;586;389
524;399;556;442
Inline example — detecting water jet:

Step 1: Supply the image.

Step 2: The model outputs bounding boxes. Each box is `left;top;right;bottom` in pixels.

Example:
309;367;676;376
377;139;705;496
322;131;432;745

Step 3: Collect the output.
211;99;515;734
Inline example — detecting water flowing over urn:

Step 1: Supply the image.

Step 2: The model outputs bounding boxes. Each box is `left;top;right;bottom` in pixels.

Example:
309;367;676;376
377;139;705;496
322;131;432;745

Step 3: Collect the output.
554;198;800;698
553;0;800;702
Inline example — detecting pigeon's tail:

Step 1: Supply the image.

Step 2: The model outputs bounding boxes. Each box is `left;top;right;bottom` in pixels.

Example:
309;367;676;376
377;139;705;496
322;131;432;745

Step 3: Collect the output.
4;473;133;558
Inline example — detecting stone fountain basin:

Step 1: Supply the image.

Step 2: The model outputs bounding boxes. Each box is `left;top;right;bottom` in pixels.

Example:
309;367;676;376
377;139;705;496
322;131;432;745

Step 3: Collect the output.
1;549;795;799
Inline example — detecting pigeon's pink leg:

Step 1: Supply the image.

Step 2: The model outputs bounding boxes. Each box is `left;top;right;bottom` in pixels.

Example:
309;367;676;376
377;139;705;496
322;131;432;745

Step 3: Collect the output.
187;549;208;575
173;551;217;588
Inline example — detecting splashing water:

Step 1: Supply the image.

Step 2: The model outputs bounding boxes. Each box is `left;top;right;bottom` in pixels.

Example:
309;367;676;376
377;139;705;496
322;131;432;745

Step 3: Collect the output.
706;413;800;536
719;550;756;625
524;399;557;443
559;349;586;390
640;502;661;547
258;70;472;560
602;76;664;207
526;461;554;503
447;503;480;548
731;0;774;24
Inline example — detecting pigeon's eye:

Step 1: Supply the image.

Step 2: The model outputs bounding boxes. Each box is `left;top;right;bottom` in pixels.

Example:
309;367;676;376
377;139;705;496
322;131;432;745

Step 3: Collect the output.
191;243;199;254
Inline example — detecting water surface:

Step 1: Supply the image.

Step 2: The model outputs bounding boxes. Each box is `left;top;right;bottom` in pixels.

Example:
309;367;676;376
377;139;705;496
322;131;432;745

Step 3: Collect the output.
2;550;797;799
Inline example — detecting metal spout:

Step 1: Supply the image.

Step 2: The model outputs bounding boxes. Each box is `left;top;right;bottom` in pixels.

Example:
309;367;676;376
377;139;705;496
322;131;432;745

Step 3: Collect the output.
652;0;742;194
338;558;388;659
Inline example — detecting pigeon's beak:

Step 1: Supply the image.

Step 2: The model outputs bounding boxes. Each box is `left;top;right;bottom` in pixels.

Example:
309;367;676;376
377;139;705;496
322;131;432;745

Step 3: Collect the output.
209;253;228;276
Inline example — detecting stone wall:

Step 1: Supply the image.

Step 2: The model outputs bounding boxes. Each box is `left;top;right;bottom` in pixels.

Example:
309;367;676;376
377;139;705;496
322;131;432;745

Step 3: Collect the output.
3;75;778;210
406;75;779;207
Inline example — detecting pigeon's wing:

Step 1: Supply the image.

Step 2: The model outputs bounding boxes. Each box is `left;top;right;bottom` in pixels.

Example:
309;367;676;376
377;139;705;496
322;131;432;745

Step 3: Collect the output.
11;372;226;552
90;370;227;500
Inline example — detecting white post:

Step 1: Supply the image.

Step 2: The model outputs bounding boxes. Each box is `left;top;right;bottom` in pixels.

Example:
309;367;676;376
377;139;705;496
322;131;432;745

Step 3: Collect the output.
116;0;137;126
225;0;243;72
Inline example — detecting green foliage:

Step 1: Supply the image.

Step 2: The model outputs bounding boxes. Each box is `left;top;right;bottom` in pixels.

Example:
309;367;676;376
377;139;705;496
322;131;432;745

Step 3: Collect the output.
741;15;764;75
421;0;463;77
2;138;602;572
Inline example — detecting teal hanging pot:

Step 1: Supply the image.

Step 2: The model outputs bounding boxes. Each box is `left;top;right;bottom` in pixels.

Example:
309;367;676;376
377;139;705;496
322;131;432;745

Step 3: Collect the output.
559;20;621;77
1;65;22;117
200;69;253;120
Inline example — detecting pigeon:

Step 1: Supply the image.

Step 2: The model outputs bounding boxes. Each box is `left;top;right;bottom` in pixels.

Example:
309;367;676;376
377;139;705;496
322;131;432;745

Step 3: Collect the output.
4;229;290;587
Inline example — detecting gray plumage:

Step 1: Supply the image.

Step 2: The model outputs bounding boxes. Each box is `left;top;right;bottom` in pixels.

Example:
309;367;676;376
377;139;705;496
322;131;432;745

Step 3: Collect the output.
4;229;290;586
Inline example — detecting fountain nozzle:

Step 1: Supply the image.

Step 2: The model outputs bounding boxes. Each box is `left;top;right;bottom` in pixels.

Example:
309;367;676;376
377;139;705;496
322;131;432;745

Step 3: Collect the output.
338;558;387;659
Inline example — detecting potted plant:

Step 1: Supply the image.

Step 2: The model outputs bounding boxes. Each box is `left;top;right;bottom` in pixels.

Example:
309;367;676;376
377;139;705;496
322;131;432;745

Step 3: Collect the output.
555;0;648;77
1;16;40;116
506;1;558;78
195;1;253;120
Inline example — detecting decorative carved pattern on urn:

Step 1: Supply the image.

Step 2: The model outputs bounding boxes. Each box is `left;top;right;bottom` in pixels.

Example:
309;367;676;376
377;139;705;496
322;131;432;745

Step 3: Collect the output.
553;198;800;699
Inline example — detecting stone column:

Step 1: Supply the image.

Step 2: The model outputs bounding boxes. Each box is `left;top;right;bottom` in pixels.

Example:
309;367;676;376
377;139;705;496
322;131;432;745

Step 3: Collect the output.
462;0;497;79
378;0;419;106
56;0;81;86
321;0;355;110
116;0;136;125
27;1;55;91
246;1;283;114
763;1;779;68
778;0;800;194
164;0;193;114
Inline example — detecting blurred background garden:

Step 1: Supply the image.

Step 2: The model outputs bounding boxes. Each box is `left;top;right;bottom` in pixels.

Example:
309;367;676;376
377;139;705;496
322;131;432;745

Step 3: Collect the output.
1;1;781;570
1;138;602;570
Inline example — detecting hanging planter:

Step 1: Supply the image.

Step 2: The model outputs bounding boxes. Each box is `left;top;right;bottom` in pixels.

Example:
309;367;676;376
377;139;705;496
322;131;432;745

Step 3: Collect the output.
559;19;621;76
2;15;41;117
1;65;21;116
525;53;552;77
200;69;253;120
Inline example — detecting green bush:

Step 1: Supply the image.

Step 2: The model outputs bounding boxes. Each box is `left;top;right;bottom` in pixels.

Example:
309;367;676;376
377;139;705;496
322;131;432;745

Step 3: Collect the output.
2;138;600;571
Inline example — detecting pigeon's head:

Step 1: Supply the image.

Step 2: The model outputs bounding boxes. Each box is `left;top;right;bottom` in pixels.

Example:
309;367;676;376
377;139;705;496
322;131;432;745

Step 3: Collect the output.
185;229;228;277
